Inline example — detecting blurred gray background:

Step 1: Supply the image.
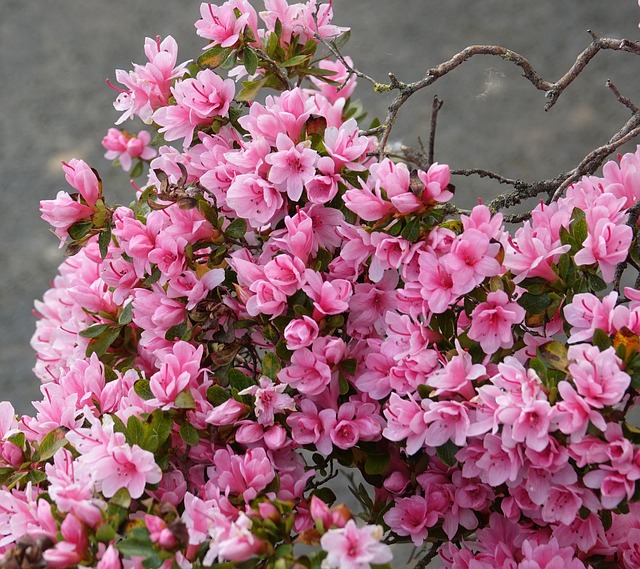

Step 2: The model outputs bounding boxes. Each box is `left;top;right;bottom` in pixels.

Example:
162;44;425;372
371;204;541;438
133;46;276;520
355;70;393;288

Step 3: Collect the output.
1;1;639;412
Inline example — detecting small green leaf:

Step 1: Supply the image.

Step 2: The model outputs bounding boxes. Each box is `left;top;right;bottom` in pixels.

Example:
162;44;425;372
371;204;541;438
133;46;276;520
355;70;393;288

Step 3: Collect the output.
400;217;420;242
207;385;231;405
281;54;311;67
225;218;247;238
538;340;569;372
79;323;112;338
242;47;259;75
592;328;612;351
37;427;68;461
180;422;200;446
86;326;121;357
228;369;254;391
198;46;233;69
165;322;188;341
262;352;281;380
96;523;117;543
236;77;268;102
572;217;588;246
518;292;552;314
133;379;154;401
111;487;131;509
436;440;460;467
98;226;112;259
341;358;358;376
313;487;337;505
118;302;133;326
126;416;145;446
332;29;351;51
144;266;162;285
68;219;93;241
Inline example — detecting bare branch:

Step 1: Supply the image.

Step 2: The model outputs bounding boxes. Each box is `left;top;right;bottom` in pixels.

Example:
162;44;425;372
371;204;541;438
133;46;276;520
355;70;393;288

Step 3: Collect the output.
607;80;639;114
428;96;444;166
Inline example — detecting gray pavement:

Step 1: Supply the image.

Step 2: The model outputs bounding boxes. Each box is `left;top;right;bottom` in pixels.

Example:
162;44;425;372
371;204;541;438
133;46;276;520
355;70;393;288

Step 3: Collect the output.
1;1;639;566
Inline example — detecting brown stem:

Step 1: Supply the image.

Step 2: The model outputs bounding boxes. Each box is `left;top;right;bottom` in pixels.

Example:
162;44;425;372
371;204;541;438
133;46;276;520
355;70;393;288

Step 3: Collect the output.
428;96;444;166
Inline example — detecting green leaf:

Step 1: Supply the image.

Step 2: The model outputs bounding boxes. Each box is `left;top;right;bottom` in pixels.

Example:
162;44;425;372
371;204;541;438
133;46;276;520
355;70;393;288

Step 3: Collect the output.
86;326;121;357
129;160;144;179
537;340;569;372
236;77;268;102
281;54;312;67
225;218;247;238
96;523;117;543
133;379;154;401
436;440;460;467
117;538;156;559
262;352;281;380
332;29;351;51
165;322;188;341
38;427;68;461
180;422;200;446
207;385;231;405
242;48;259;75
592;328;612;351
572;217;588;246
401;217;420;242
228;369;254;391
198;46;233;69
313;487;337;505
0;467;15;486
518;292;552;314
175;390;197;409
98;226;112;259
79;323;112;338
144;266;162;285
147;411;173;452
364;452;390;475
118;301;133;326
111;487;131;509
68;219;93;241
341;358;358;376
126;416;145;446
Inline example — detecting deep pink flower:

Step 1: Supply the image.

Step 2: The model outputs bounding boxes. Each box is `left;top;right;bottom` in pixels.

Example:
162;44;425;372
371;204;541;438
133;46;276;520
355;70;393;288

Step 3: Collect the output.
227;173;284;228
102;129;156;171
210;447;275;502
277;348;332;396
283;316;319;350
195;0;258;49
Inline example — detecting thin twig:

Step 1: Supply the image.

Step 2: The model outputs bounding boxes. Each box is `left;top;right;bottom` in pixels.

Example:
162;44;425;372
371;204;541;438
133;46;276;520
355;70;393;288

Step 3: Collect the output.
253;48;292;90
428;96;444;166
607;80;639;113
414;544;440;569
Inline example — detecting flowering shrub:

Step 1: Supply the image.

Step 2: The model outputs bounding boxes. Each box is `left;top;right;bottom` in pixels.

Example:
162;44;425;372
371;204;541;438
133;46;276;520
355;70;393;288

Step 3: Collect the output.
3;1;640;568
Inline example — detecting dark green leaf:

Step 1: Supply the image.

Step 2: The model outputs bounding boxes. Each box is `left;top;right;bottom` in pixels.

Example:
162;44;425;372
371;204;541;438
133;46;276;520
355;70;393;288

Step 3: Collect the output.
129;160;144;179
341;358;358;376
86;326;121;357
144;266;162;285
228;369;254;391
518;292;552;314
592;328;612;351
96;523;117;543
236;77;268;102
180;422;200;446
111;487;131;509
126;416;145;446
364;452;390;475
79;323;112;338
118;302;133;325
572;218;588;247
242;48;259;75
281;54;311;67
98;226;112;259
313;487;337;505
436;440;460;467
133;379;154;401
68;220;93;241
0;467;15;486
332;29;351;51
207;385;231;405
400;217;420;242
225;218;247;238
165;322;188;341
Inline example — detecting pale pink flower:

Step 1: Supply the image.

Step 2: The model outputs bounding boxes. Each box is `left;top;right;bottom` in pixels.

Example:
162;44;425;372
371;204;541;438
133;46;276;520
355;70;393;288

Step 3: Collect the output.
343;181;395;221
62;159;101;207
302;0;349;41
309;56;357;102
417;162;452;203
563;291;618;343
444;229;501;288
206;398;248;426
320;520;392;569
323;118;372;172
263;254;307;296
468;291;526;355
266;133;318;201
239;376;296;426
209;447;275;502
43;514;88;569
96;544;121;569
40;191;94;242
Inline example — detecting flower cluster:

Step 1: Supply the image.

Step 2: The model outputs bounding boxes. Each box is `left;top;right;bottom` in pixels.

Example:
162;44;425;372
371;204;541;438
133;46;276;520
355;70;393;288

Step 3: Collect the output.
2;1;640;569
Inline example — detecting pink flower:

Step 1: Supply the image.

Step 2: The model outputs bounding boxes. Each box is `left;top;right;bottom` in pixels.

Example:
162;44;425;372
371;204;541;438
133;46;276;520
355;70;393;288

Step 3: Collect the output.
209;447;275;502
40;191;94;242
277;348;332;396
444;229;501;288
574;217;632;282
102;129;156;171
302;270;352;317
195;0;258;49
383;495;435;546
320;520;393;569
263;254;307;296
62;159;101;207
266;133;318;201
567;345;630;408
518;538;587;569
283;316;319;350
417;162;452;203
423;401;471;448
226;173;284;227
309;57;357;103
468;291;526;355
323;118;372;171
153;69;235;147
